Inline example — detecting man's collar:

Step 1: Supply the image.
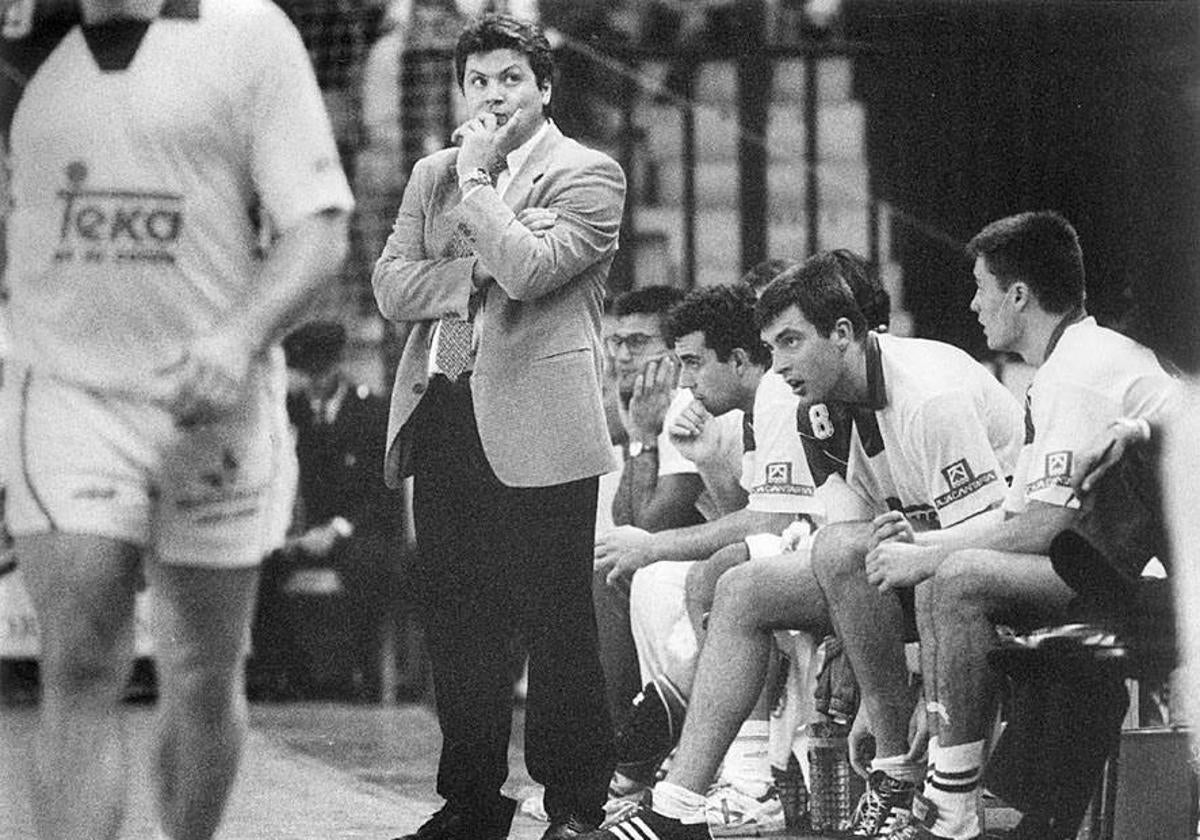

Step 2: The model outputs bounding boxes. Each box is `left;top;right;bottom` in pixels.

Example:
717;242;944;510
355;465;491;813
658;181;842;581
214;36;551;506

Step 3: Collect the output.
505;120;550;178
1042;307;1089;362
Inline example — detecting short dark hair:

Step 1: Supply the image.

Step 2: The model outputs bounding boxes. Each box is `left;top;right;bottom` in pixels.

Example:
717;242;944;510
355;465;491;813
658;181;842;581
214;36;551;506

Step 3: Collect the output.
454;14;554;101
740;258;798;293
756;253;869;338
613;285;686;319
666;284;772;368
965;211;1085;314
825;249;890;330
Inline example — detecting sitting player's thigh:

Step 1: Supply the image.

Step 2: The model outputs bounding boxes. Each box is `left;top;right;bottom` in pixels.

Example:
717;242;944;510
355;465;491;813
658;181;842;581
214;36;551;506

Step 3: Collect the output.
710;550;831;633
933;548;1075;626
631;560;696;685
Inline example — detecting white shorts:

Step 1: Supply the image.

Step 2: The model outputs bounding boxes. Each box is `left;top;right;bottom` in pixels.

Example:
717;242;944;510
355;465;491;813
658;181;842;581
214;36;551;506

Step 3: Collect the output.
1;369;293;568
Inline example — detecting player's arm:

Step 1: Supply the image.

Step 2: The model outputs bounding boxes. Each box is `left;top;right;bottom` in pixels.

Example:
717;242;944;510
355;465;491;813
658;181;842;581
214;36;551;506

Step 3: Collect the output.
620;461;705;531
669;400;748;516
169;209;350;423
595;507;794;586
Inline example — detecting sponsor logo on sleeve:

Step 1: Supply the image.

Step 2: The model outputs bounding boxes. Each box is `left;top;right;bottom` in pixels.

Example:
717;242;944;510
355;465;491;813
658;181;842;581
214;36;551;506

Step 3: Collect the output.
752;462;814;496
1026;450;1073;494
933;458;998;508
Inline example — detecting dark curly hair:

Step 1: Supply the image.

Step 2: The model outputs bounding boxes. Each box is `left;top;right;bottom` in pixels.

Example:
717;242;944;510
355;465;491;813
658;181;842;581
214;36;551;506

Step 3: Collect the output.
666;284;772;368
454;14;554;116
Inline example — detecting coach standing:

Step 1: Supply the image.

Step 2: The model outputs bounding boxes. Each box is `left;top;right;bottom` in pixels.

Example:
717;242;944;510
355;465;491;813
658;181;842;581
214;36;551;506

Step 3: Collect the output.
372;14;626;840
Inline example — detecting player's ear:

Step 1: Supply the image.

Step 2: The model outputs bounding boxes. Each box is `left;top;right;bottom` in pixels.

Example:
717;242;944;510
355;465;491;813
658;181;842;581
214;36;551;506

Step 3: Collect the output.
1010;281;1030;310
831;317;856;348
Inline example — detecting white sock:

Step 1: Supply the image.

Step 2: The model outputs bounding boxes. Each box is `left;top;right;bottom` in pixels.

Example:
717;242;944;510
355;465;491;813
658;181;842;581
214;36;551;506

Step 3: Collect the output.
925;739;984;839
925;735;940;787
652;780;708;824
869;752;925;786
718;719;771;795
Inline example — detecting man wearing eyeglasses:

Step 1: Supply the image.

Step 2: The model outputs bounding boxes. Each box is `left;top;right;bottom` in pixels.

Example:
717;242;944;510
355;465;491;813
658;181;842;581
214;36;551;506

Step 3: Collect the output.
595;285;745;726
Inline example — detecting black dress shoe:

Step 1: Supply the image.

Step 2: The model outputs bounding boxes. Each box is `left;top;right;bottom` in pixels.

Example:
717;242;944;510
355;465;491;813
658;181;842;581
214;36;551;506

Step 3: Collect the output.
392;806;508;840
540;815;597;840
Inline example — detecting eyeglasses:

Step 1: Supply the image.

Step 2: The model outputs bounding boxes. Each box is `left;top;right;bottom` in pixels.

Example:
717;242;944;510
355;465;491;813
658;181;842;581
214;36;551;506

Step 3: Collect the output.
605;332;661;354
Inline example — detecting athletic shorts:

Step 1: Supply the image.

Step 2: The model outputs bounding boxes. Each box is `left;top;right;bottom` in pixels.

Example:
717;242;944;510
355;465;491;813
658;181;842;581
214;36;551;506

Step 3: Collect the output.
1;368;294;568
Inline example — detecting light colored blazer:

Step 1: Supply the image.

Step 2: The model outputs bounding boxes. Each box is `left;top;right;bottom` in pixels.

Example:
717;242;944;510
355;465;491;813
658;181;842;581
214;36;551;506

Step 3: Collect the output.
373;122;626;489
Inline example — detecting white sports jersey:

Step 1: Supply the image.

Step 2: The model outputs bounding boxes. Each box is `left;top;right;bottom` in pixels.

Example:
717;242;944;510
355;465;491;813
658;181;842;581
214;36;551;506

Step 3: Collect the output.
1008;316;1176;512
4;0;354;397
743;370;823;517
845;333;1024;529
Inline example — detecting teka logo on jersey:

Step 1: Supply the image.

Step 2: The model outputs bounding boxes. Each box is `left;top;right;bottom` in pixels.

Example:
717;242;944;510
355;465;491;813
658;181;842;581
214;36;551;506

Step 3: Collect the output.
55;161;183;265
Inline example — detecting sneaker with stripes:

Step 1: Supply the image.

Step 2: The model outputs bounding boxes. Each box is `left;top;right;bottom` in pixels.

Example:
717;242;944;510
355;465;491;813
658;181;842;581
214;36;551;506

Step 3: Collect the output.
848;770;915;836
581;805;711;840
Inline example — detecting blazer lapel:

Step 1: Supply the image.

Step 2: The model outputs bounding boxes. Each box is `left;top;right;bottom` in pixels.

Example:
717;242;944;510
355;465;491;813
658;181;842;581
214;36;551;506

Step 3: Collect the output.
502;122;563;212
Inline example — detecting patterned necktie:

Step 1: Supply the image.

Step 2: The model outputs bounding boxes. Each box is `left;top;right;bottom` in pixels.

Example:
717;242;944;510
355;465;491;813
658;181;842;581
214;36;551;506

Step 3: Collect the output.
434;158;508;378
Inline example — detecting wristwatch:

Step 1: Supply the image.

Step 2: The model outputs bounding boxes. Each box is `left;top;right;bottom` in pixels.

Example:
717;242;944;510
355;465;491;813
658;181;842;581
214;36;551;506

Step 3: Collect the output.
628;440;659;458
459;167;493;191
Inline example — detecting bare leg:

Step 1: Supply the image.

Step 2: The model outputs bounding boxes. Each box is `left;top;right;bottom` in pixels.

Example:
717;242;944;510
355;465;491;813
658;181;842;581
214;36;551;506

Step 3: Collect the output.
665;550;830;794
148;562;260;840
929;549;1074;748
17;534;141;840
684;542;749;649
812;522;912;758
915;582;940;744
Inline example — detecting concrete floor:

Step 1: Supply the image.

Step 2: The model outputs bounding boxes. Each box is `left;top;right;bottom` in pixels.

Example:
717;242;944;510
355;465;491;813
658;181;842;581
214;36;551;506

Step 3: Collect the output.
0;698;859;840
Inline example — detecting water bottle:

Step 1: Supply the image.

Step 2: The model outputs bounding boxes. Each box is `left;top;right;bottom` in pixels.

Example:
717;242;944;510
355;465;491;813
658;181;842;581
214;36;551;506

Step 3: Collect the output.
807;719;862;833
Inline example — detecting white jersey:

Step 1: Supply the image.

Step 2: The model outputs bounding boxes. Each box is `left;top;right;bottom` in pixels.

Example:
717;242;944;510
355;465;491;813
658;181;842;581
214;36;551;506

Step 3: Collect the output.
4;0;354;397
743;370;823;517
844;332;1024;529
1008;316;1177;512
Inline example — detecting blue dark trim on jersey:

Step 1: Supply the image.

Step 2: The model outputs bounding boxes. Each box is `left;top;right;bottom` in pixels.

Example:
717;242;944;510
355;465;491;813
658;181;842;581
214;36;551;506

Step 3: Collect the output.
797;401;852;484
742;411;756;454
864;331;887;410
82;18;152;71
847;333;888;458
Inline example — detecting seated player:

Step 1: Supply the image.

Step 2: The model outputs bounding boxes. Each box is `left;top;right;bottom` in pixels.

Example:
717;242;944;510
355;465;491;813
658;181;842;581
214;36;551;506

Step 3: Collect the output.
823;212;1178;840
593;285;742;724
583;250;1024;840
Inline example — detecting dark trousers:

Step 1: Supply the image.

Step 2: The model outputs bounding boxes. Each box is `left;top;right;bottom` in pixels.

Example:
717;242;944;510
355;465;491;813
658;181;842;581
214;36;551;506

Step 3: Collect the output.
409;375;615;830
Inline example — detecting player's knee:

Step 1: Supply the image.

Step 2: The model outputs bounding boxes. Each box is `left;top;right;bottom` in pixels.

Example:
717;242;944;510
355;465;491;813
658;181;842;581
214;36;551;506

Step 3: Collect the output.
811;522;866;589
931;549;993;616
685;543;747;615
709;562;767;628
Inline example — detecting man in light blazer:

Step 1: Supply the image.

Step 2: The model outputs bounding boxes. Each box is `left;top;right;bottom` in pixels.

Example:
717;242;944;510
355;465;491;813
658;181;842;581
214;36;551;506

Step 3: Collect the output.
372;14;626;840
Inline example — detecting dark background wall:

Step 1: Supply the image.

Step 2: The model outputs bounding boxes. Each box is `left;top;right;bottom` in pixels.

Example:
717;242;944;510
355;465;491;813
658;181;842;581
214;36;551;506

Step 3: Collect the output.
847;0;1200;371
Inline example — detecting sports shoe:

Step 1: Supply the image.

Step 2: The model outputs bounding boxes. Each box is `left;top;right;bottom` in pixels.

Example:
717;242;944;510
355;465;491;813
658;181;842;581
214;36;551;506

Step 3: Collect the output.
581;805;711;839
613;678;687;786
705;782;786;836
848;770;915;836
